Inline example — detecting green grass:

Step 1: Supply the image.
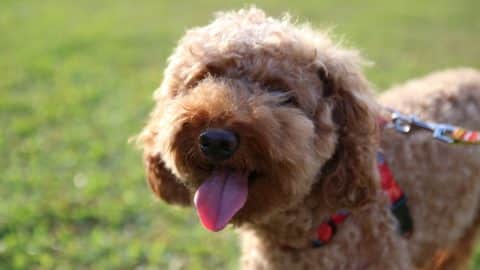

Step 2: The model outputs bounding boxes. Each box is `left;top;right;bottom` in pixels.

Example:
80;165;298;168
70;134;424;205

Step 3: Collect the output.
1;0;479;269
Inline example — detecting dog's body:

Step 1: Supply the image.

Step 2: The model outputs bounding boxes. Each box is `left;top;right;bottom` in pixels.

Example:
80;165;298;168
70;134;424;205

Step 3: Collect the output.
138;8;480;269
239;69;480;270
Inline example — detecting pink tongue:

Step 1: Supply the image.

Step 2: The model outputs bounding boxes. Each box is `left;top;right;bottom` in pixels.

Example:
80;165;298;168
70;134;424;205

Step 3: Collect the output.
194;169;248;231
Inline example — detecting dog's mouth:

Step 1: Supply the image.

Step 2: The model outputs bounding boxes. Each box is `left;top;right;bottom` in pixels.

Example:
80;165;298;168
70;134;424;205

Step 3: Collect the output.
193;168;258;232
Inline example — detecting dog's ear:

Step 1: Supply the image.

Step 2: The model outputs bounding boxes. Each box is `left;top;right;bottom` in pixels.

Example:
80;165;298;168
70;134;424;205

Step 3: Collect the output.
137;115;192;206
317;65;379;209
144;153;192;206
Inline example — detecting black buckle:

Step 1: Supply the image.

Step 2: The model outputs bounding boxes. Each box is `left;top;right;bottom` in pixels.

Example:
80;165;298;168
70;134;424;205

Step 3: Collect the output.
391;195;413;236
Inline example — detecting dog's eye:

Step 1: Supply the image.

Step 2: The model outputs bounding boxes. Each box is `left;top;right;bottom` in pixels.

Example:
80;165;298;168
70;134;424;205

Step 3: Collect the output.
263;78;298;106
279;93;297;106
269;91;297;106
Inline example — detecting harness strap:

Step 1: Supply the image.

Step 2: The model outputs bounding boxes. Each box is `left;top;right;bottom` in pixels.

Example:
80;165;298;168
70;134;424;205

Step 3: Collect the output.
312;151;413;248
312;210;350;247
377;151;413;236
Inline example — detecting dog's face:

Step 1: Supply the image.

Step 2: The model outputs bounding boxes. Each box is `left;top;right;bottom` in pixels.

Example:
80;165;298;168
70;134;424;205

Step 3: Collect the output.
138;8;378;231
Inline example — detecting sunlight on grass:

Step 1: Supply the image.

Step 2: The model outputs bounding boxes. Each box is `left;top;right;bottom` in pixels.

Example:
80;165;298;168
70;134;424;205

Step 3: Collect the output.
1;0;479;269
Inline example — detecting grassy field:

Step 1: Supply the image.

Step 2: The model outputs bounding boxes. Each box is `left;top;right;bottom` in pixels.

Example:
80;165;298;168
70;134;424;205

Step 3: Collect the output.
1;0;479;269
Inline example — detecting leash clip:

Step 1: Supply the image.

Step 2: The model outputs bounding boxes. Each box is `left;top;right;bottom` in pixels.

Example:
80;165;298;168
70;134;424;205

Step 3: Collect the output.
388;109;456;144
431;124;456;144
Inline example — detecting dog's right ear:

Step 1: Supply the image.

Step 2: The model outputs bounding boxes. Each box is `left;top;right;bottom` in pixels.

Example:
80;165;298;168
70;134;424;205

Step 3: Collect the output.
144;153;192;206
136;116;191;206
135;96;192;206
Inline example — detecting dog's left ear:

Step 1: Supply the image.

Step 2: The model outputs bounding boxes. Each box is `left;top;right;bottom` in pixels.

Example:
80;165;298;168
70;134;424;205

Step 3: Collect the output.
317;64;379;209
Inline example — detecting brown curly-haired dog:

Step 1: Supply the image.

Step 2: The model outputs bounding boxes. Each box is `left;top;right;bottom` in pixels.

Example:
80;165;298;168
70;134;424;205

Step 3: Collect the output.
137;8;480;270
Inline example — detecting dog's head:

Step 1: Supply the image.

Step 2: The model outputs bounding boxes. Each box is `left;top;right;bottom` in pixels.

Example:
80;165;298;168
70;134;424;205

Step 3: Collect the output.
138;8;379;231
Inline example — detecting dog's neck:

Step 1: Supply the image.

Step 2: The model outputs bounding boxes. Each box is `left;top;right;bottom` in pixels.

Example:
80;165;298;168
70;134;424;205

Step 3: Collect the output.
239;189;339;249
238;143;347;248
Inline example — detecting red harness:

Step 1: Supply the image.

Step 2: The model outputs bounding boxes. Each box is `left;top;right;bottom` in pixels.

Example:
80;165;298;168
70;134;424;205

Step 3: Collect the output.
312;151;413;248
310;108;480;248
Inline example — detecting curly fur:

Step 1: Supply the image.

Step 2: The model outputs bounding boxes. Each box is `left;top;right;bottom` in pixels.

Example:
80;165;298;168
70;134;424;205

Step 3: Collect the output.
137;8;480;270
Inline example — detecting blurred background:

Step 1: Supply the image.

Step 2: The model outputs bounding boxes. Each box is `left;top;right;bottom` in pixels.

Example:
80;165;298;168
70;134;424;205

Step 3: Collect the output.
1;0;479;269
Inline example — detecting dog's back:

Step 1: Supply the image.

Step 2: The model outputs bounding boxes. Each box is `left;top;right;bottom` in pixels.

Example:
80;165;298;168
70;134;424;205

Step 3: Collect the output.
380;68;480;269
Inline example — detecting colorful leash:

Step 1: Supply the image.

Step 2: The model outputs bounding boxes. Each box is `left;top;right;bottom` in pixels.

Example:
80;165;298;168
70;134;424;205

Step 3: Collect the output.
385;108;480;145
450;128;480;144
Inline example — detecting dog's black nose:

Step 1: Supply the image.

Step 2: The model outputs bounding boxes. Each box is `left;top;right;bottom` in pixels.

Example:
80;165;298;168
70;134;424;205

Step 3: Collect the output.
199;128;238;161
